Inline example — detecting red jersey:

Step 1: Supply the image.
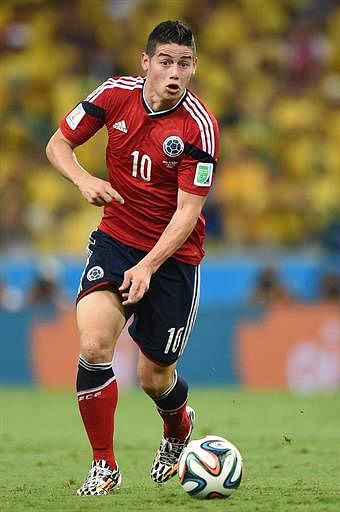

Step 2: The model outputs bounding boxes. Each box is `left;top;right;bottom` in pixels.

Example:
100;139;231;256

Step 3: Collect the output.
60;76;219;264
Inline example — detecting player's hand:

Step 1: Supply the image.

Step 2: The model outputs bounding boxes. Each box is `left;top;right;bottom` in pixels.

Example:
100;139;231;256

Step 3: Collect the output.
77;175;124;206
119;263;153;305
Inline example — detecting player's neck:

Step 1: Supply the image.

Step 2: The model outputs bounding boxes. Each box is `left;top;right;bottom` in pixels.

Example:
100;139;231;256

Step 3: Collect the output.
143;83;184;113
145;94;177;112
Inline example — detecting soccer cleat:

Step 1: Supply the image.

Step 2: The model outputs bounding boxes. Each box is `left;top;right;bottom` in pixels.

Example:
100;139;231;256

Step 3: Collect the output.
151;406;195;484
76;459;122;496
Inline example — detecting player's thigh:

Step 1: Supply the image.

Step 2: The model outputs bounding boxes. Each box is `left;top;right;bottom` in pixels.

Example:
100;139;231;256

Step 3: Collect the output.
129;262;200;365
77;229;139;303
77;289;126;353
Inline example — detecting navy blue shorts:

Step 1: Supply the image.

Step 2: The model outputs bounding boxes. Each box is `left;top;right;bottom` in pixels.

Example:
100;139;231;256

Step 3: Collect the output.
77;229;200;365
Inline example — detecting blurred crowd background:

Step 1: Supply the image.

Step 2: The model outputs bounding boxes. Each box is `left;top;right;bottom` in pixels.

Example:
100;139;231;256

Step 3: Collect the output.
1;0;340;308
1;0;340;391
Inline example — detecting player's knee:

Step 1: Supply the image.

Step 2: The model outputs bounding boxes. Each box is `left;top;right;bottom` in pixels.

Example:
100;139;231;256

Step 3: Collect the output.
80;329;113;363
139;378;165;398
138;367;173;398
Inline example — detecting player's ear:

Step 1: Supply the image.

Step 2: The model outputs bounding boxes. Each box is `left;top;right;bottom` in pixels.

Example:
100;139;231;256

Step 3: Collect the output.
141;52;149;72
192;56;198;75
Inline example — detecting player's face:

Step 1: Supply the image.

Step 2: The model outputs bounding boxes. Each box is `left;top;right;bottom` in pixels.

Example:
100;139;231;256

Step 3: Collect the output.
141;43;197;110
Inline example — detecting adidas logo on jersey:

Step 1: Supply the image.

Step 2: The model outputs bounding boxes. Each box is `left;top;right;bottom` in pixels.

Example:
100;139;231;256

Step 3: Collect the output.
113;120;128;133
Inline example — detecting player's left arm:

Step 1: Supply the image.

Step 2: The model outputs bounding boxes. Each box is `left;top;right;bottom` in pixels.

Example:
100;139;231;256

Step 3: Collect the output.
119;189;206;305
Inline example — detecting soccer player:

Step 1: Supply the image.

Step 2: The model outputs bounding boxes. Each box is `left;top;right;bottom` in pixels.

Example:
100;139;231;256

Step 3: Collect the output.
46;20;219;496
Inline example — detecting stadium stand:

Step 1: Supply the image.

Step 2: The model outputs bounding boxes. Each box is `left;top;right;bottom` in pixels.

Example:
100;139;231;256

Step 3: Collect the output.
0;0;339;307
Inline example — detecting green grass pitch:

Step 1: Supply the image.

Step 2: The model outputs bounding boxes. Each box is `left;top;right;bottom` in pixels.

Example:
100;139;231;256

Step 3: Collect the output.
1;387;339;511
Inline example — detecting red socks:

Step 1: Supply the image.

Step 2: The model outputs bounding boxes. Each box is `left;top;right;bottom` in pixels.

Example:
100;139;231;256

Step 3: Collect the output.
157;402;191;440
77;357;118;469
153;371;190;441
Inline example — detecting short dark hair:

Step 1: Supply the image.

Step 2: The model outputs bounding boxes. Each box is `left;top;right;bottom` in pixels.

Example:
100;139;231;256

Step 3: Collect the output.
146;20;196;57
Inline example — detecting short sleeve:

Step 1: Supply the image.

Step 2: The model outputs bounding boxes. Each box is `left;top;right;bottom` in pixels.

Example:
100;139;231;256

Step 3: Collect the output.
59;79;113;145
178;106;219;197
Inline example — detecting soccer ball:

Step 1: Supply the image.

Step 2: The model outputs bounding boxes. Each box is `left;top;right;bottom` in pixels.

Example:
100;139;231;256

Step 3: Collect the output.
178;435;243;499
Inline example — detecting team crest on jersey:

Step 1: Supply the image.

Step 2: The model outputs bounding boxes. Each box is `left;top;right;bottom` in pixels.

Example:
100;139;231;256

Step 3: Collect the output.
87;266;104;281
163;136;184;158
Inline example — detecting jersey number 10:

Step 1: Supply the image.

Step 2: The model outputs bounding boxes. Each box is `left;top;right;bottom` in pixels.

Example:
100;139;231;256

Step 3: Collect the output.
131;151;152;182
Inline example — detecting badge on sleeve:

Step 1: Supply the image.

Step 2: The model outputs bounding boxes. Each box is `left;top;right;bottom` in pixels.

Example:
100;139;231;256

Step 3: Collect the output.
194;162;213;186
66;103;86;130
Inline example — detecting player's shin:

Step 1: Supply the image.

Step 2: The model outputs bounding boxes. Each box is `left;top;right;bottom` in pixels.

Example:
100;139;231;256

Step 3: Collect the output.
76;356;118;469
150;370;195;484
153;370;191;440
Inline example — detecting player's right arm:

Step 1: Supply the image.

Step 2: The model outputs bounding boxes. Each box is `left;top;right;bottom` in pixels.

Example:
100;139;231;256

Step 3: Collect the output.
46;78;125;206
46;129;124;206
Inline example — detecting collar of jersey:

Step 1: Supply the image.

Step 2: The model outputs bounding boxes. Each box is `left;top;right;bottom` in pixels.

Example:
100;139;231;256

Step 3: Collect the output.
142;79;187;117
